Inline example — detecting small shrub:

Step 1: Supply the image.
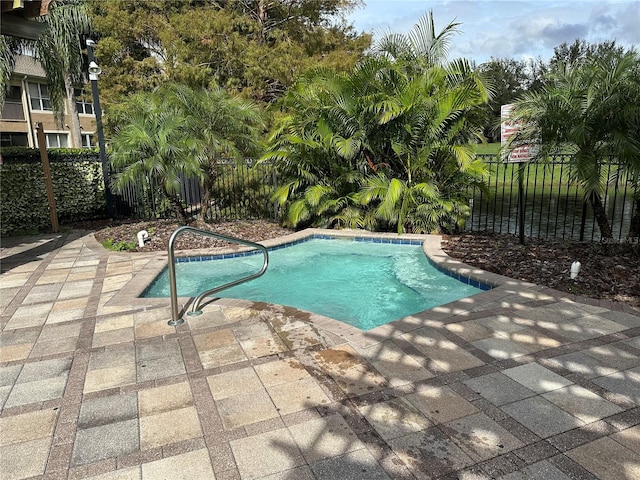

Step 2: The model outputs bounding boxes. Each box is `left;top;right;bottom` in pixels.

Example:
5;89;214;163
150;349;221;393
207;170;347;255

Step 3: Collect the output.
101;238;137;251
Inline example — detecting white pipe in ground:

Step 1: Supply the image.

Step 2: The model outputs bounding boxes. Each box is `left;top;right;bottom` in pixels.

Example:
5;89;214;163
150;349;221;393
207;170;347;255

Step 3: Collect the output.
137;230;149;248
570;261;581;279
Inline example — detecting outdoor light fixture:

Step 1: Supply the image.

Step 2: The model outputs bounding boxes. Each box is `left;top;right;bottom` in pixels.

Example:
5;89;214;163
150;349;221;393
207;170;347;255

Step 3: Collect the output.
87;61;101;80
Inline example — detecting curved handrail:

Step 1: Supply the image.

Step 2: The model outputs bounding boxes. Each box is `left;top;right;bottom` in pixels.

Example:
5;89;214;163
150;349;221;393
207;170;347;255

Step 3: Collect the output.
167;226;269;325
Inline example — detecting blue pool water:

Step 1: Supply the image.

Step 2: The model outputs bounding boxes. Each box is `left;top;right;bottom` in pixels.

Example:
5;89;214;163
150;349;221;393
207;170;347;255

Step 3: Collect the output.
143;237;487;330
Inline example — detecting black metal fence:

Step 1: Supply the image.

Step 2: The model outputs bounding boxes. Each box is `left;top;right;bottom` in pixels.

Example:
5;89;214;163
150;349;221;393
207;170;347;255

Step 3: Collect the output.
112;159;278;222
4;149;636;241
468;155;638;242
110;155;638;242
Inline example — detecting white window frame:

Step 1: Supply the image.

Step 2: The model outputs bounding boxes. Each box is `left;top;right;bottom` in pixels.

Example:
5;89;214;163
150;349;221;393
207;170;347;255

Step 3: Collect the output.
81;132;95;148
28;82;52;111
45;132;69;148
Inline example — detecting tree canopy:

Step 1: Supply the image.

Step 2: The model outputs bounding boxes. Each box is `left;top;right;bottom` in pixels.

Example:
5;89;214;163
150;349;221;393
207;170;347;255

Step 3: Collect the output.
88;0;370;107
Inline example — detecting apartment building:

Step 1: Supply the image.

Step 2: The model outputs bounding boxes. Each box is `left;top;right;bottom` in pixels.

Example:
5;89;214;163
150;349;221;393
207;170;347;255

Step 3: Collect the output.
0;55;96;149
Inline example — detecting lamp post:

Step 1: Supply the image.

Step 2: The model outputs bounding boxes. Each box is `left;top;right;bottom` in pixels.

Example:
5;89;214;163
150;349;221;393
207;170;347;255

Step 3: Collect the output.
86;38;115;218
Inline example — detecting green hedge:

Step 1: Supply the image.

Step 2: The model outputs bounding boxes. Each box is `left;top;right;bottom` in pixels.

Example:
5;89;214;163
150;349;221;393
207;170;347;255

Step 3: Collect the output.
0;147;106;236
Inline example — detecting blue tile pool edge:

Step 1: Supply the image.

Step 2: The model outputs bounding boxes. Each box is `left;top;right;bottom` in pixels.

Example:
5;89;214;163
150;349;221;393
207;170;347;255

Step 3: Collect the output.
140;233;493;297
428;260;493;291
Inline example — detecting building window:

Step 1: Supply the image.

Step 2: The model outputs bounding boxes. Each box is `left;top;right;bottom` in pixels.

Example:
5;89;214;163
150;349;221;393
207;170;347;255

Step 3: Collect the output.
74;88;93;115
81;133;94;148
45;133;69;148
6;85;21;101
0;86;25;120
28;82;51;111
0;132;29;147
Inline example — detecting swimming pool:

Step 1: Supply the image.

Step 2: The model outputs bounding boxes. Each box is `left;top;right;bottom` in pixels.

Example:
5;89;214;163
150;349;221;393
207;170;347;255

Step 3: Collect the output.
144;236;488;330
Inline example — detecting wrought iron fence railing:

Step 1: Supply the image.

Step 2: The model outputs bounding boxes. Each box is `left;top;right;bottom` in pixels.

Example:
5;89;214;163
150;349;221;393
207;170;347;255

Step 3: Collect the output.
468;155;638;242
111;159;278;222
2;151;637;241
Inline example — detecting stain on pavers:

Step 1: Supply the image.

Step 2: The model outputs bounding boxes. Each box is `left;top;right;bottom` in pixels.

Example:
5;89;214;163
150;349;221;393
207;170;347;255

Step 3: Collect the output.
84;344;136;394
0;436;52;480
542;385;624;424
405;385;480;425
193;329;247;369
0;409;57;446
567;436;640;480
312;345;388;398
498;459;572;480
216;389;280;429
464;373;537;406
287;414;365;464
388;426;474;478
441;412;525;462
502;363;573;393
140;448;215;479
592;366;640;405
136;338;185;383
310;448;392;480
2;231;640;480
70;394;140;466
359;396;432;441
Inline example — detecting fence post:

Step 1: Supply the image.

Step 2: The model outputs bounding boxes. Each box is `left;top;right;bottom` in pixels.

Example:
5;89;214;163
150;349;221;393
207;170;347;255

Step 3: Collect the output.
518;162;525;245
272;167;279;222
579;201;588;241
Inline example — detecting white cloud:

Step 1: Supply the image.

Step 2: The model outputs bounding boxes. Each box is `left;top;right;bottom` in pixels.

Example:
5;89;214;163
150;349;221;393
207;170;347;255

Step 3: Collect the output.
347;0;640;63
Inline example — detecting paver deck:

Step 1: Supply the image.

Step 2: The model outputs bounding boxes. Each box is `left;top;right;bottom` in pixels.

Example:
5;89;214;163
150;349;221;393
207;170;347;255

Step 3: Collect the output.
1;229;640;480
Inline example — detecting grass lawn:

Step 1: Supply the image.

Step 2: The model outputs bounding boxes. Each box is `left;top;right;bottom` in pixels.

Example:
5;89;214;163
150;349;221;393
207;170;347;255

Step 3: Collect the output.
472;143;501;155
469;147;583;198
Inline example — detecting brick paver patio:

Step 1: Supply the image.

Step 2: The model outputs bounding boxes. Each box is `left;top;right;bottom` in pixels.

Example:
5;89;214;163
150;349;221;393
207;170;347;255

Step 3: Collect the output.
1;229;639;479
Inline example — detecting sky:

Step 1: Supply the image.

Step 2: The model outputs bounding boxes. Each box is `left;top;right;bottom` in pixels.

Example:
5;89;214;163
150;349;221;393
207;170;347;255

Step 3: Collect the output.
345;0;640;64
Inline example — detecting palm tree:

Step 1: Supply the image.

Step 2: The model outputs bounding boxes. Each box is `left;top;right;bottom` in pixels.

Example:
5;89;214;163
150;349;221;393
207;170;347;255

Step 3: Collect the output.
357;57;490;233
163;84;264;224
262;65;382;228
0;36;20;106
264;11;491;233
373;10;461;69
508;49;640;239
109;89;207;224
1;0;92;147
110;83;263;225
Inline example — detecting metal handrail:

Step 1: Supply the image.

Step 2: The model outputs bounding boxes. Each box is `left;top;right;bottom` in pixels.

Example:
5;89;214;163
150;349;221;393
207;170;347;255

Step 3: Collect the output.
167;226;269;326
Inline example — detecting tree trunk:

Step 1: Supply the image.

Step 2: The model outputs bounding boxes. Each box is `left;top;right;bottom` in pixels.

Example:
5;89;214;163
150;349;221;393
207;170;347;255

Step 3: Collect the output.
589;191;613;239
256;0;267;43
196;161;217;226
198;178;215;226
629;197;640;239
171;195;188;225
163;185;188;225
65;76;82;148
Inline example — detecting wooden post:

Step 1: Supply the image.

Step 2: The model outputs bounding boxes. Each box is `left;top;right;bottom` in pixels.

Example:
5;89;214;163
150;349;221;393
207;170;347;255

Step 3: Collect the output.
35;122;59;233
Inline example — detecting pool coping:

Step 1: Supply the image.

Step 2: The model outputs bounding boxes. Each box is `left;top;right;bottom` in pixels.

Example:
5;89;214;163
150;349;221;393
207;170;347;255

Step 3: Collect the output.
105;228;539;347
